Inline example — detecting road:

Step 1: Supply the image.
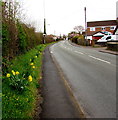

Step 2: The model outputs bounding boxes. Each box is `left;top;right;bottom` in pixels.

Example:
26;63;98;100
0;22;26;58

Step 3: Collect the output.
50;40;116;118
41;46;79;118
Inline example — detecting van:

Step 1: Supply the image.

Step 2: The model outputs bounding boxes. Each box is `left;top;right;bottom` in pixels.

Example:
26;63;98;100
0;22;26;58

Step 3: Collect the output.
107;35;118;42
97;35;118;43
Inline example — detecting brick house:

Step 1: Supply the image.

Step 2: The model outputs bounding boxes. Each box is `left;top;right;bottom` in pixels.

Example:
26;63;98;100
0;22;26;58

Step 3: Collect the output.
87;20;117;40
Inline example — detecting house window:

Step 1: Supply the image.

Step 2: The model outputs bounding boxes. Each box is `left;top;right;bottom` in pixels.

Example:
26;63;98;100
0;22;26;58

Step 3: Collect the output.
101;27;105;30
90;27;95;31
110;26;115;30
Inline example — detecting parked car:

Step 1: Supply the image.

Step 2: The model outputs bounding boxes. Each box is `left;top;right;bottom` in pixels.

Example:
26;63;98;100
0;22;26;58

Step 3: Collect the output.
102;31;112;35
107;35;118;42
97;35;110;43
97;35;118;43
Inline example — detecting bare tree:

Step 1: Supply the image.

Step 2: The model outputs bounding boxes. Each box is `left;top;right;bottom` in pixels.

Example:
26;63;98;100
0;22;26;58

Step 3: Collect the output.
74;25;84;34
2;0;21;59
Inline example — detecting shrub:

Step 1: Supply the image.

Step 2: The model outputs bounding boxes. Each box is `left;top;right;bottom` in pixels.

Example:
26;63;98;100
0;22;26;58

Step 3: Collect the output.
2;23;9;58
77;35;85;45
45;35;55;43
2;44;48;118
71;36;79;44
17;22;27;54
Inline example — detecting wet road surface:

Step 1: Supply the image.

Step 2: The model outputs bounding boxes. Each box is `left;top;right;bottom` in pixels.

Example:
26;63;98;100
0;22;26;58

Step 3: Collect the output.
50;41;116;118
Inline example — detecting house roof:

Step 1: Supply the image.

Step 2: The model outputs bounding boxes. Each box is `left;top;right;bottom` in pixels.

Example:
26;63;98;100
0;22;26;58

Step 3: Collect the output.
87;20;117;27
93;32;105;37
113;25;118;35
87;31;112;36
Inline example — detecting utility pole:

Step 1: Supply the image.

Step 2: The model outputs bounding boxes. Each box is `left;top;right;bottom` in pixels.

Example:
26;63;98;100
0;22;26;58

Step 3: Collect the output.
43;0;46;44
43;18;46;44
84;7;87;45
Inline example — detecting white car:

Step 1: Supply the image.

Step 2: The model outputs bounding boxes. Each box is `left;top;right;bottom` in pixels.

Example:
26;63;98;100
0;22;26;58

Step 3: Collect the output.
97;35;118;43
107;35;118;41
97;35;110;43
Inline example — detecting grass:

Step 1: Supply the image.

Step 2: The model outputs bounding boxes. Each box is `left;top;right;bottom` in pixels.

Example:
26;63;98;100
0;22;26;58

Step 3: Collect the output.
2;43;50;119
0;75;1;120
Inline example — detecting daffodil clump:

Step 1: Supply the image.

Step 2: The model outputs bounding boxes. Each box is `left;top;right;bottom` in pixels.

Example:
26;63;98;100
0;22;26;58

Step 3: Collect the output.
5;50;42;92
6;70;33;92
5;49;42;93
2;44;49;119
6;70;19;78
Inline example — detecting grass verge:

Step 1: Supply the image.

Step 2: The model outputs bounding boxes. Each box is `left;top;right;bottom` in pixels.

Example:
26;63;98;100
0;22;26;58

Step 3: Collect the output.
2;43;50;119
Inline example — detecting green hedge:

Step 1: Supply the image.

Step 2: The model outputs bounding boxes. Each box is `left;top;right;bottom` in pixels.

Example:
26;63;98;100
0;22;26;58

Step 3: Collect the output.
2;44;47;119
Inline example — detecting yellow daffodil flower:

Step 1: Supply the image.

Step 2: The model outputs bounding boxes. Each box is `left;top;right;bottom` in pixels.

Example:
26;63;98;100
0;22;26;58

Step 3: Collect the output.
28;75;32;82
12;70;15;73
30;63;34;66
32;66;35;69
15;71;19;75
6;73;10;77
12;70;15;75
16;98;18;100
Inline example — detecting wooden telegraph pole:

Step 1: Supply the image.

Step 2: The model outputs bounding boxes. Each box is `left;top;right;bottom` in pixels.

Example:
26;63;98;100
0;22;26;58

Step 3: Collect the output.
43;18;46;44
43;0;46;44
84;7;87;45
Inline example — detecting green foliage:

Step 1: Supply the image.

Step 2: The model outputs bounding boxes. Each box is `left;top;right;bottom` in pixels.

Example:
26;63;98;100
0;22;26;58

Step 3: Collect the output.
5;70;29;92
2;20;43;59
2;1;55;119
71;36;79;44
45;35;55;43
17;22;27;54
77;35;86;46
2;23;9;57
71;35;87;46
2;44;48;119
2;1;43;60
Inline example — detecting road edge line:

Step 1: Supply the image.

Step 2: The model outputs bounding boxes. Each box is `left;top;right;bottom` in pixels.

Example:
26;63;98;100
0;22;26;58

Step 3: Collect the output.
49;45;87;118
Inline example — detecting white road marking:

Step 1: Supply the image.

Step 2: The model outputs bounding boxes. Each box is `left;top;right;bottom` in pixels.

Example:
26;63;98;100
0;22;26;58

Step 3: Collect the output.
50;51;53;54
75;51;84;55
88;55;111;64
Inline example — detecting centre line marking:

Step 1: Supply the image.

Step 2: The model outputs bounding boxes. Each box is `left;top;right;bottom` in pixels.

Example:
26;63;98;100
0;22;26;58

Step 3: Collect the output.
88;55;111;64
50;51;53;54
75;51;84;55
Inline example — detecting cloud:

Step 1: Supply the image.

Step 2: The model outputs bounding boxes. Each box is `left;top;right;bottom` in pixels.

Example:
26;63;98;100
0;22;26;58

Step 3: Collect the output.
20;0;117;35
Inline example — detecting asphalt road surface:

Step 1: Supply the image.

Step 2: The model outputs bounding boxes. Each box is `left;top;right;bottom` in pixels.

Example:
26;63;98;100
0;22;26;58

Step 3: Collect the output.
50;40;116;118
41;46;79;118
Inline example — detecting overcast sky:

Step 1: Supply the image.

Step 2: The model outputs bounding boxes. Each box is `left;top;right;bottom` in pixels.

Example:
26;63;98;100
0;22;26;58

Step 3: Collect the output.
21;0;118;35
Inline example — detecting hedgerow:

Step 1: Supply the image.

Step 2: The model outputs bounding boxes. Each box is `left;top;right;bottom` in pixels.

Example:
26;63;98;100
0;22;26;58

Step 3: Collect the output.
1;1;52;119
